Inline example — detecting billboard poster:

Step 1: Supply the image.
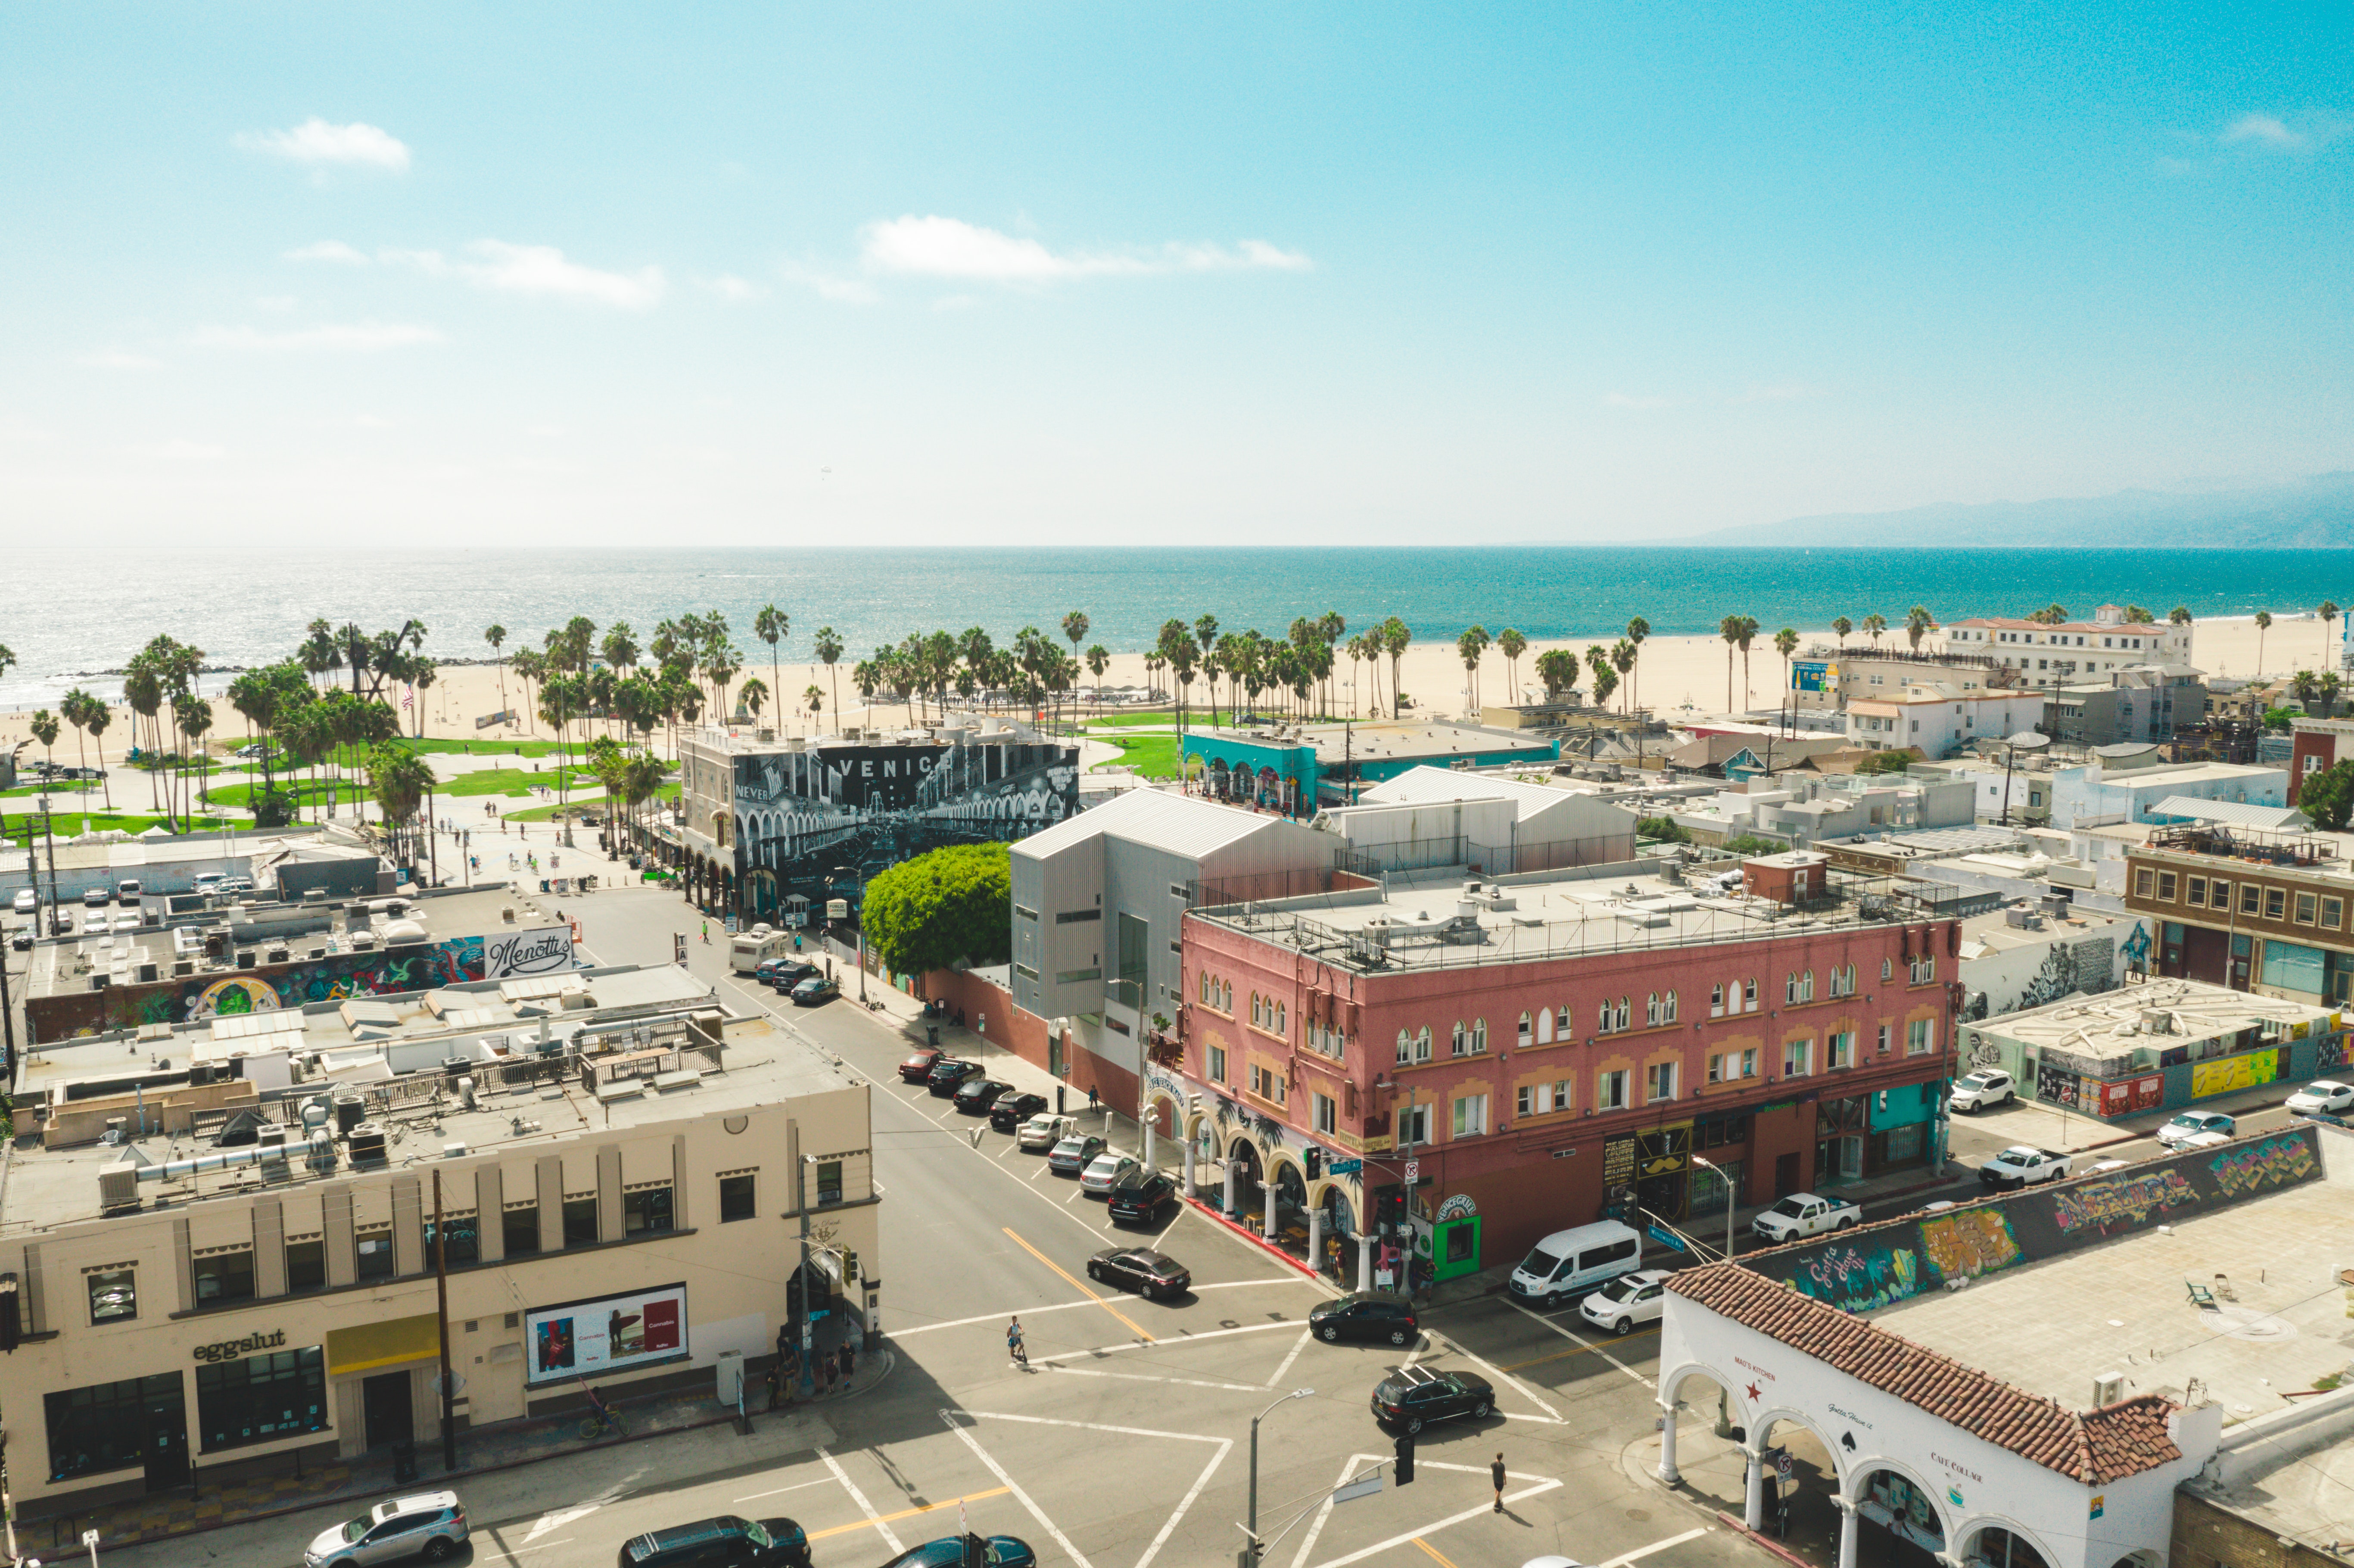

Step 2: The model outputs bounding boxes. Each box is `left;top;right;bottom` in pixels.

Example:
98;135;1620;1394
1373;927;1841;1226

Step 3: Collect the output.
2190;1048;2278;1099
1790;660;1835;694
728;739;1078;921
482;925;577;978
525;1283;688;1386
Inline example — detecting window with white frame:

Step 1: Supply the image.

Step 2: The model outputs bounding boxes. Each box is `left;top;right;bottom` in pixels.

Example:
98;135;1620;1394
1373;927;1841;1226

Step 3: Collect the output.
1312;1091;1336;1135
1207;1044;1227;1082
1451;1093;1489;1139
1711;982;1725;1018
1597;1069;1629;1111
1707;1052;1728;1084
1597;996;1629;1033
1397;1102;1430;1146
1517;1011;1533;1047
1249;1063;1287;1105
1783;1039;1812;1077
1829;1030;1854;1068
1909;955;1936;985
1396;1027;1432;1066
1907;1017;1934;1055
1646;991;1678;1026
1554;1005;1572;1039
1881;957;1894;982
1743;978;1758;1012
1740;1046;1757;1078
1876;1023;1892;1054
1274;1001;1288;1035
1646;1061;1678;1102
1829;964;1856;998
1251;993;1264;1027
1516;1079;1572;1117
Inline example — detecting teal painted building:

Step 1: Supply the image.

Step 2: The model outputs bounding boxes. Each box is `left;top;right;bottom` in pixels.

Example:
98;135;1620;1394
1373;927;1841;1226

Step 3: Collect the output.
1180;722;1560;813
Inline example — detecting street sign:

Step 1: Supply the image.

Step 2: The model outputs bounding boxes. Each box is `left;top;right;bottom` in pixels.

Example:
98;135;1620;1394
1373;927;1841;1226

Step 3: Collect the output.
1402;1160;1419;1184
1331;1474;1383;1504
1647;1223;1687;1253
1327;1157;1362;1175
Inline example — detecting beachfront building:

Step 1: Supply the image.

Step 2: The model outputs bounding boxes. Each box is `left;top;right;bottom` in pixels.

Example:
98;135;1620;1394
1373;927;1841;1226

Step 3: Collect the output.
1179;720;1558;815
1;969;877;1518
1906;755;2289;831
1941;603;2195;682
1844;683;2047;760
2124;816;2354;1007
1165;851;1960;1288
1318;765;1639;874
671;717;1079;919
1786;647;2018;719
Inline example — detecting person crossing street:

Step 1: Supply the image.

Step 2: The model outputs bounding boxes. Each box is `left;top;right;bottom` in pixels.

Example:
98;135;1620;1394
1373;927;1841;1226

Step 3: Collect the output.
1006;1316;1027;1368
1493;1453;1507;1512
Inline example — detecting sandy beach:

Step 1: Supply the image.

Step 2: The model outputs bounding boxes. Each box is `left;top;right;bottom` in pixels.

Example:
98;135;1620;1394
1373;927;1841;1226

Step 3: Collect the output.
0;613;2328;768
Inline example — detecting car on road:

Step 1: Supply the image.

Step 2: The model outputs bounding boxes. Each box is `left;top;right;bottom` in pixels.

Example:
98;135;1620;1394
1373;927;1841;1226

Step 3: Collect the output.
10;889;34;915
953;1078;1012;1115
2287;1080;2354;1116
989;1092;1050;1132
1751;1192;1860;1244
1078;1152;1140;1195
925;1058;981;1095
1578;1269;1672;1336
2157;1110;2236;1147
1371;1365;1495;1434
1308;1292;1418;1346
1106;1170;1176;1224
1086;1246;1191;1300
617;1513;810;1568
1505;1220;1644;1307
81;887;111;907
788;977;840;1007
1046;1134;1107;1175
303;1490;470;1567
875;1536;1036;1568
897;1048;944;1083
757;958;817;989
1017;1113;1075;1151
2085;1158;2130;1175
1978;1145;2074;1189
1949;1069;2018;1113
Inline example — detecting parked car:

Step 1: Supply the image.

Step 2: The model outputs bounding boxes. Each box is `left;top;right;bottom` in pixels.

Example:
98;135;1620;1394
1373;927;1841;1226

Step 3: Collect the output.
1370;1365;1495;1434
1085;1246;1191;1300
756;957;816;988
1948;1069;2018;1113
219;875;255;894
1505;1221;1645;1307
1978;1145;2074;1189
897;1048;944;1084
1017;1113;1075;1152
1308;1292;1418;1346
79;912;107;934
953;1078;1011;1115
875;1537;1035;1568
788;977;840;1007
2156;1111;2235;1148
10;889;34;915
1106;1171;1176;1224
1751;1193;1860;1244
2177;1129;2233;1150
1578;1269;1673;1336
989;1092;1050;1132
2286;1080;2354;1116
303;1490;470;1567
116;878;143;902
81;887;110;908
1079;1152;1140;1195
2084;1159;2130;1175
615;1514;810;1568
109;912;140;933
925;1058;981;1096
1046;1135;1107;1175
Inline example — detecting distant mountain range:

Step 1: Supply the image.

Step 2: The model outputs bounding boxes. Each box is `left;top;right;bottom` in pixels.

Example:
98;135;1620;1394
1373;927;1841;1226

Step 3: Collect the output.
1688;472;2354;549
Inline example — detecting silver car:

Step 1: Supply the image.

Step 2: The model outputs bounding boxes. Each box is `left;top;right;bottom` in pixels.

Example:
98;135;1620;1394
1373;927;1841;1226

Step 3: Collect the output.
1079;1152;1140;1195
304;1491;469;1566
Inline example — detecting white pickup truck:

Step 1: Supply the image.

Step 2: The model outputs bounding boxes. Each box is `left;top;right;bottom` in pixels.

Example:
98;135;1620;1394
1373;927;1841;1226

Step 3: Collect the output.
1979;1145;2073;1189
1751;1192;1862;1244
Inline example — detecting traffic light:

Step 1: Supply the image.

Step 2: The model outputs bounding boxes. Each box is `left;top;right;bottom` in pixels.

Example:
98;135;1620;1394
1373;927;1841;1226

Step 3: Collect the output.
1304;1148;1321;1180
785;1268;805;1322
1394;1433;1414;1485
843;1251;859;1286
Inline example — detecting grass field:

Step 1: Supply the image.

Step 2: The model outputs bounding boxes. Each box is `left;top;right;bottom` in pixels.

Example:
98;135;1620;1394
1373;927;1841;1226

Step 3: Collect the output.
441;765;597;798
6;810;243;839
1089;733;1181;778
503;782;678;822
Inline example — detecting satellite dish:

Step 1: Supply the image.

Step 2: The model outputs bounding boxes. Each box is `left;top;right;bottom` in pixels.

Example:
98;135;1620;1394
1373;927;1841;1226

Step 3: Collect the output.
2007;731;2050;750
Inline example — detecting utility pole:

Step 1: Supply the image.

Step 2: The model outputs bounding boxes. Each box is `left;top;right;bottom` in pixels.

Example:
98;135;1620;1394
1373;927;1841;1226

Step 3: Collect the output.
432;1170;458;1472
1245;1388;1315;1563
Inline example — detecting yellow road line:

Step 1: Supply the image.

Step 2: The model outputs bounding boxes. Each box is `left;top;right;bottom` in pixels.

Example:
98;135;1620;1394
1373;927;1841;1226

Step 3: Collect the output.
1497;1325;1658;1372
1413;1535;1465;1568
1001;1226;1157;1343
804;1487;1013;1542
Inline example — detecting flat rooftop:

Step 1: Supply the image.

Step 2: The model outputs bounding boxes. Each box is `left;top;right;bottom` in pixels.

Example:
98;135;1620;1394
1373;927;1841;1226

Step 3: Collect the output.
1199;721;1555;765
1872;1177;2351;1427
1194;859;1934;973
1968;976;2328;1062
1957;901;2134;960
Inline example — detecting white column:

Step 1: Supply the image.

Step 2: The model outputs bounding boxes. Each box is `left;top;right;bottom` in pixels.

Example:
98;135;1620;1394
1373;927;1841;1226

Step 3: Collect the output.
1357;1233;1373;1293
1655;1400;1681;1485
1223;1158;1237;1216
1836;1499;1859;1568
1715;1388;1736;1438
1308;1209;1324;1273
1182;1138;1197;1198
1263;1175;1279;1240
1744;1447;1765;1531
1143;1113;1155;1168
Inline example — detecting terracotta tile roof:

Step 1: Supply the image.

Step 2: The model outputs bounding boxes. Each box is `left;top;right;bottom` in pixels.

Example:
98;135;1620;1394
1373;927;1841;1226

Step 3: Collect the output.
1667;1263;2184;1483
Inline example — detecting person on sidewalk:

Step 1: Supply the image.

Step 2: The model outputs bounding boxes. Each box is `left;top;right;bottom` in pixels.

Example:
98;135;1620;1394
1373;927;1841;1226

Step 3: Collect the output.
838;1342;855;1383
1492;1453;1506;1512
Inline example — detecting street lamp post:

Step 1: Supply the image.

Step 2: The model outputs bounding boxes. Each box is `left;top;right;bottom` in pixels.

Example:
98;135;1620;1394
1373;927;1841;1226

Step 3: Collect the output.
1691;1155;1735;1263
1245;1387;1315;1564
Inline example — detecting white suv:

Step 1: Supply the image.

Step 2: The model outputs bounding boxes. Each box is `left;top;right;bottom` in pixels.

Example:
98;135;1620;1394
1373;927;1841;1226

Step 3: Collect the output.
1579;1269;1673;1337
305;1492;469;1566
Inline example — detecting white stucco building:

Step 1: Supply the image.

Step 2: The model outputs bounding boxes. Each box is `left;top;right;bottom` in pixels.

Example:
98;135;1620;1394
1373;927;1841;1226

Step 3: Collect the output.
1848;684;2049;761
1943;605;2196;685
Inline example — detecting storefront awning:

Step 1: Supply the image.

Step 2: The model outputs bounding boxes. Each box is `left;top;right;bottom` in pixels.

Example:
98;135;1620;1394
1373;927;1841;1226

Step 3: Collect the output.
327;1312;441;1376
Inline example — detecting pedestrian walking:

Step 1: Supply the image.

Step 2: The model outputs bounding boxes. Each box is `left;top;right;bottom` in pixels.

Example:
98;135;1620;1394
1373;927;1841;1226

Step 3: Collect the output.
764;1364;782;1411
1492;1453;1506;1512
1006;1316;1027;1368
838;1342;855;1383
701;920;710;944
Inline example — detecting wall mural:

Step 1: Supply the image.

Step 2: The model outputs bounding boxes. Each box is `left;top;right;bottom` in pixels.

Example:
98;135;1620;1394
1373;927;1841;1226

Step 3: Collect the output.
2208;1133;2317;1197
1917;1208;2024;1279
2189;1048;2279;1099
1790;1241;1924;1313
2051;1168;2198;1236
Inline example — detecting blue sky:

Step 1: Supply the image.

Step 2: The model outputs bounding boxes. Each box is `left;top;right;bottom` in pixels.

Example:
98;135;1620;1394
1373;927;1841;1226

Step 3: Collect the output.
4;3;2349;546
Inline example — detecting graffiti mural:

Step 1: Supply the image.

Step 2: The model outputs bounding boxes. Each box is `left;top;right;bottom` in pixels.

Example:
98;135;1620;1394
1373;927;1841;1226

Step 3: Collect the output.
1918;1208;2024;1281
2012;936;2120;1014
2209;1133;2317;1197
2052;1169;2199;1235
1792;1242;1921;1313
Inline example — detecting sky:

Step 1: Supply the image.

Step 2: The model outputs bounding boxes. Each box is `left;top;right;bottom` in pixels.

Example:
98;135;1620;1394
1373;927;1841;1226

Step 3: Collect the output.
3;3;2350;547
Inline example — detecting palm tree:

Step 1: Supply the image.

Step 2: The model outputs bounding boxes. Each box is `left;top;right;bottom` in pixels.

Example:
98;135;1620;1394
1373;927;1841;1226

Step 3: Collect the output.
1905;605;1934;652
739;676;769;722
2318;671;2344;719
484;624;509;716
302;619;342;692
1832;616;1853;651
1774;628;1800;727
809;627;844;720
1380;618;1411;717
754;603;789;718
1085;645;1110;716
704;642;743;721
29;709;59;788
59;688;98;806
1862;612;1888;651
1535;648;1578;702
2254;610;2273;675
1736;617;1760;711
1158;620;1198;734
1496;629;1528;706
365;741;438;876
123;657;164;813
1062;612;1090;705
2322;602;2341;669
1719;614;1743;712
176;697;213;830
1456;626;1489;714
803;682;825;730
1625;616;1650;712
1611;638;1637;713
84;697;114;810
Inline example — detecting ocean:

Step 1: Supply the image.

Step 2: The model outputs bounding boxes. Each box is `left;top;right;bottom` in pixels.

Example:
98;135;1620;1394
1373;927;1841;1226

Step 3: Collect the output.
6;544;2352;710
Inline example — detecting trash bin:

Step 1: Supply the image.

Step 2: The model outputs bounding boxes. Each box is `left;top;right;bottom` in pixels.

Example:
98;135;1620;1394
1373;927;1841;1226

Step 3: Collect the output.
391;1440;419;1484
540;879;551;893
928;1026;940;1048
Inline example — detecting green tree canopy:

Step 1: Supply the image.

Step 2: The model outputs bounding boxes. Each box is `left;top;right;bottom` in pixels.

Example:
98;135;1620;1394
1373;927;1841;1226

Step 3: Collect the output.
861;842;1014;977
2299;759;2354;832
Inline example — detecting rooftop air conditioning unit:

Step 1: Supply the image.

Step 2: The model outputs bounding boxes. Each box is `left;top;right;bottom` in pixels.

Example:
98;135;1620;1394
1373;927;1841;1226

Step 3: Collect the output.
136;962;159;983
2092;1372;2125;1407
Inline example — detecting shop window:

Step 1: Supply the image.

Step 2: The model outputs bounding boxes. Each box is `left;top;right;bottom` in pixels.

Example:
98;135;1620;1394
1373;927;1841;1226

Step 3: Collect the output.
285;1239;326;1294
503;1203;542;1257
423;1213;480;1266
563;1195;600;1248
623;1186;674;1235
355;1229;395;1281
44;1373;183;1482
195;1347;328;1454
719;1173;757;1223
814;1161;844;1207
87;1266;136;1325
194;1248;256;1305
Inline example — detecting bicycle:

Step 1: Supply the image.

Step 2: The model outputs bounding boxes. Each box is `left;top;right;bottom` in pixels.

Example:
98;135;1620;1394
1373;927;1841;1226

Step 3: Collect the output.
576;1385;626;1441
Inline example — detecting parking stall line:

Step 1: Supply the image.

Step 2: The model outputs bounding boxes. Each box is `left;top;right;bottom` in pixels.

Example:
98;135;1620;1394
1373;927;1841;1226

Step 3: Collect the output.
1265;1325;1312;1390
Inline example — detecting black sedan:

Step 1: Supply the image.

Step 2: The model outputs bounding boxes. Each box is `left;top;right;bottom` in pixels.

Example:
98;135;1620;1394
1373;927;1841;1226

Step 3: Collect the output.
620;1514;809;1568
926;1058;981;1096
988;1092;1049;1132
1086;1247;1191;1300
765;961;819;991
875;1536;1036;1568
1370;1366;1494;1434
1309;1292;1419;1346
1106;1171;1176;1225
788;977;840;1007
953;1078;1011;1115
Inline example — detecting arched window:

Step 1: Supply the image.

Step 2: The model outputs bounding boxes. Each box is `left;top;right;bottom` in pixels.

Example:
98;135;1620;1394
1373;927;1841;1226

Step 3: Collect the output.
1535;1008;1554;1044
1613;997;1630;1031
1554;1005;1572;1039
1661;990;1678;1024
1646;992;1662;1026
1517;1011;1533;1048
1396;1029;1415;1065
1251;993;1264;1027
1221;980;1232;1011
1451;1020;1469;1056
1417;1026;1433;1062
1274;1002;1287;1036
1802;969;1814;1002
1711;982;1725;1018
1598;1000;1613;1033
1882;956;1894;982
1471;1018;1488;1053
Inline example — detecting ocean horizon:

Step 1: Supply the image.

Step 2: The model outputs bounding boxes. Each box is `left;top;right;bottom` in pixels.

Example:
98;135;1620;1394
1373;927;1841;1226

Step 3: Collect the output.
8;543;2353;711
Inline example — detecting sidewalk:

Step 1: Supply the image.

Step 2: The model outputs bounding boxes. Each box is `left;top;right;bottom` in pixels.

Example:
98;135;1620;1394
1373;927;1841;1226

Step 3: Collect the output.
1949;1078;2301;1154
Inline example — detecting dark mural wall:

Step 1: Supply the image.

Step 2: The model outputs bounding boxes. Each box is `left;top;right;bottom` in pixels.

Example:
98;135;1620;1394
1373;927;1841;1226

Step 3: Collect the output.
1744;1124;2326;1313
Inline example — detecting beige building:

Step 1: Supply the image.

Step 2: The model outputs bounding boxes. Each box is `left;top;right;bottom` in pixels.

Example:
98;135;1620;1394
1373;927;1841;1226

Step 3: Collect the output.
0;966;877;1516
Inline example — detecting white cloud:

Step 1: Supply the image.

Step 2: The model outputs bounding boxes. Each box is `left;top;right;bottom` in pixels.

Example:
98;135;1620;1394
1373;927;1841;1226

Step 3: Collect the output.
858;215;1312;282
236;118;411;172
699;274;768;302
79;348;162;370
1604;391;1672;410
778;263;877;305
191;321;444;352
287;240;371;265
2221;113;2305;150
141;439;227;462
386;241;665;308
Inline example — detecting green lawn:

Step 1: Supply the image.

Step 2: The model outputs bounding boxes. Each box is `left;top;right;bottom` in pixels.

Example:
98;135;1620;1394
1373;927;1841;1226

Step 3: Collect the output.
6;810;244;839
1090;734;1181;778
1074;710;1178;728
202;778;352;808
441;765;598;798
504;783;678;822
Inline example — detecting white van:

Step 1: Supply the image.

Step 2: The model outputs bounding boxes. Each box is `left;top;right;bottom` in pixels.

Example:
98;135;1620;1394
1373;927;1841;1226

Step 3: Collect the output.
727;924;794;974
1505;1220;1643;1308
